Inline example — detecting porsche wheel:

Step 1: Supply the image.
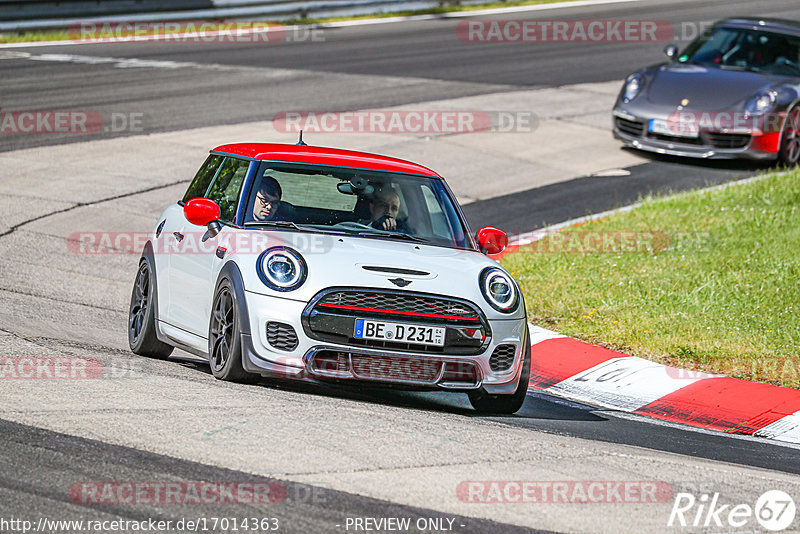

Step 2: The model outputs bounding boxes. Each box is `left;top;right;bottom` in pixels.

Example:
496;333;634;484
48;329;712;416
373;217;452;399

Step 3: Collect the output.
208;279;252;382
779;107;800;166
469;327;531;415
128;258;173;359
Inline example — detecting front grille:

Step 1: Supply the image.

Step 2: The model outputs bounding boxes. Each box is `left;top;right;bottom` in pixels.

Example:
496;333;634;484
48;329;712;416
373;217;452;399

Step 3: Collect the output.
303;289;488;355
646;132;704;145
350;354;442;383
615;117;645;137
441;361;480;386
705;132;750;149
306;350;480;387
266;322;298;351
317;290;479;321
490;344;516;372
309;350;350;375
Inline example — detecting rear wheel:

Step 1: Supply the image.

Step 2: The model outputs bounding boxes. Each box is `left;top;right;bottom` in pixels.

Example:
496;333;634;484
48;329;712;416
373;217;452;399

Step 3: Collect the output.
208;279;252;382
779;107;800;165
469;327;531;414
128;258;173;359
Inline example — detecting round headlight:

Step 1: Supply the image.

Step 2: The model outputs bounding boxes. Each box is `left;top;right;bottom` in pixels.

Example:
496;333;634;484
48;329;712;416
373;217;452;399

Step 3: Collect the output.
480;267;519;313
746;91;777;113
257;247;307;291
623;74;644;102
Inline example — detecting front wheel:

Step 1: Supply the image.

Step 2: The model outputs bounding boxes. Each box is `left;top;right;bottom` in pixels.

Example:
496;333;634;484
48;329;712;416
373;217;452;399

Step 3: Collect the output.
128;258;173;359
208;279;253;382
469;327;531;414
779;107;800;166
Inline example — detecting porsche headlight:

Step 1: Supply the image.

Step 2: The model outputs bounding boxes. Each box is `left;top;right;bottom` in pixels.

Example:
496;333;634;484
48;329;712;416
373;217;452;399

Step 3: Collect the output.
480;267;518;313
257;247;307;291
623;74;644;102
745;91;777;113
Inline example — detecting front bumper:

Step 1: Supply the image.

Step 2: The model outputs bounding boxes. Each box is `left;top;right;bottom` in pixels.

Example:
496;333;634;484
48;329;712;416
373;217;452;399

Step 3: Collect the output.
612;108;781;160
240;290;527;394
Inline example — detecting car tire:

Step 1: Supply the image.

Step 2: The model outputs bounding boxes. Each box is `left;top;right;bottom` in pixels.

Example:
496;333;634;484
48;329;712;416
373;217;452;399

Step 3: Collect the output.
208;279;253;382
779;107;800;166
468;326;531;415
128;258;174;359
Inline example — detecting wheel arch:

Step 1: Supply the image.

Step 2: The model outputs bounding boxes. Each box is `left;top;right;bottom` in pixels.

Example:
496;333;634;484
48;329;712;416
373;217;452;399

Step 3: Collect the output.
139;240;159;322
777;100;800;163
214;261;252;336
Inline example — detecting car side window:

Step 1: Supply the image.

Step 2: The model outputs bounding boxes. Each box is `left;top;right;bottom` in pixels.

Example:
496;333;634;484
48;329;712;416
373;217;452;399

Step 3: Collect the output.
182;155;223;203
205;157;249;222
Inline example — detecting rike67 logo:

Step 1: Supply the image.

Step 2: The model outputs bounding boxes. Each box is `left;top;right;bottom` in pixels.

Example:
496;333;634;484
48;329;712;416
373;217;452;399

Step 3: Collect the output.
668;490;796;531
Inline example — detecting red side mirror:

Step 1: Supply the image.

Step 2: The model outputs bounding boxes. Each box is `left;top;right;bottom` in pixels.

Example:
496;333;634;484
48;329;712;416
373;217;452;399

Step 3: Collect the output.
184;198;221;227
476;226;508;255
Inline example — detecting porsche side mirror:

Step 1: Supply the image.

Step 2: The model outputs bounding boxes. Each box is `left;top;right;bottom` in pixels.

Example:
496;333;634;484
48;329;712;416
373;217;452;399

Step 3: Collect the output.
184;197;222;238
663;44;679;61
476;226;508;255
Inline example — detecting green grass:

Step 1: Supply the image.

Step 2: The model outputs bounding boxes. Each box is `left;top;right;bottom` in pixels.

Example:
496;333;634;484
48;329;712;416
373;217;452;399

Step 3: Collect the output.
0;0;579;43
502;169;800;388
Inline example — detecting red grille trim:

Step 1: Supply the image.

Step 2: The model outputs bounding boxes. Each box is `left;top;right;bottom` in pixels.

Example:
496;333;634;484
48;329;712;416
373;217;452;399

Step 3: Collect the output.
316;302;477;321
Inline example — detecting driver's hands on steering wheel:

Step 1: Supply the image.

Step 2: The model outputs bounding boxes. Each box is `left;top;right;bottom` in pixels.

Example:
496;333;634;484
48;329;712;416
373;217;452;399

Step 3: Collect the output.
371;215;397;231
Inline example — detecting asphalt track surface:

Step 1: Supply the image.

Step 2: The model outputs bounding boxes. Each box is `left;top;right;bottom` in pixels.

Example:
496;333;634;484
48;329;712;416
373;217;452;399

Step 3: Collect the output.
3;0;800;532
0;419;540;534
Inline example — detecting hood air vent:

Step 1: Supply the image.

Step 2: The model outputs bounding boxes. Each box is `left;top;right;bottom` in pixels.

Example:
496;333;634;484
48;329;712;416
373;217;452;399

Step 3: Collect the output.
361;266;430;276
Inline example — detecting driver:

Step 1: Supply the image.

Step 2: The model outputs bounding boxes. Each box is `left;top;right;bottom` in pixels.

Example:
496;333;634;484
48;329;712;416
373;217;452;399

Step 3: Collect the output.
252;176;282;221
364;187;405;231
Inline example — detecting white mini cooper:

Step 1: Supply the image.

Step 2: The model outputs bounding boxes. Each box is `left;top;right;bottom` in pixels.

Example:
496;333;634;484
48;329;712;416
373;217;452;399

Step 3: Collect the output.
128;143;530;413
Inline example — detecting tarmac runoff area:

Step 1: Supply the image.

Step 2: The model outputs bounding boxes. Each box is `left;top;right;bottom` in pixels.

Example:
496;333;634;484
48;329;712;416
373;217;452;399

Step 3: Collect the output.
4;79;800;533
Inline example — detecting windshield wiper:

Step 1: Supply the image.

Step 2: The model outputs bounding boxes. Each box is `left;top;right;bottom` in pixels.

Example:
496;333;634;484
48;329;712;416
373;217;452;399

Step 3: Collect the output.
244;220;304;230
719;64;762;73
356;231;427;243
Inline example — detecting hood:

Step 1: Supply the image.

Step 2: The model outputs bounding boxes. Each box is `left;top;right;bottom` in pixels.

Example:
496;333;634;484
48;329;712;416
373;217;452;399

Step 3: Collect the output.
230;229;522;320
644;63;778;110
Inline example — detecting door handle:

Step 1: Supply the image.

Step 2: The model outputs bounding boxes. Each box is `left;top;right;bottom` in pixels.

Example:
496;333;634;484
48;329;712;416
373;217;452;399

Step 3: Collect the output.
173;232;184;242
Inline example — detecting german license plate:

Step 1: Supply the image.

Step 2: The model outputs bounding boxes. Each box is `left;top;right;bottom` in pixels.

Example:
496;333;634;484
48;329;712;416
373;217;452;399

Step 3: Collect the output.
648;118;698;138
354;319;445;346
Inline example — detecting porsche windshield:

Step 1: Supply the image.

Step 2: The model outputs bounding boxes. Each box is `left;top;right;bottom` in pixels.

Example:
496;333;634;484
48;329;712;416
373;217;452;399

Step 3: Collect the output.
246;162;473;250
679;26;800;76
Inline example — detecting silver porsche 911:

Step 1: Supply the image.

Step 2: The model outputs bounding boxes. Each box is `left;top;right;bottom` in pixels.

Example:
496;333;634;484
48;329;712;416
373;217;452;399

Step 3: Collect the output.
613;17;800;163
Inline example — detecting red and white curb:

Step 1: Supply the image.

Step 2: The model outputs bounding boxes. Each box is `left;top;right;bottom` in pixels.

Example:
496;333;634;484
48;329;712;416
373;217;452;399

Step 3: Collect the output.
527;324;800;444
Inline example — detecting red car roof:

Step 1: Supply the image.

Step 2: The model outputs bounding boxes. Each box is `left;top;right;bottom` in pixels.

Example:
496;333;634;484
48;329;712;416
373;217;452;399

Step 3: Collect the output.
212;143;440;177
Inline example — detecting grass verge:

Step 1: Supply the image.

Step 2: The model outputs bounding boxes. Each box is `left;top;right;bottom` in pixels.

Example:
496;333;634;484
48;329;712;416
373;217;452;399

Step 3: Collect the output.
0;0;578;43
502;169;800;388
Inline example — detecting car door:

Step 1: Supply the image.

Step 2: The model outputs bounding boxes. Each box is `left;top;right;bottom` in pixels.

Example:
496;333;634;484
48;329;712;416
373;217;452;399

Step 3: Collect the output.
157;154;223;326
168;156;250;337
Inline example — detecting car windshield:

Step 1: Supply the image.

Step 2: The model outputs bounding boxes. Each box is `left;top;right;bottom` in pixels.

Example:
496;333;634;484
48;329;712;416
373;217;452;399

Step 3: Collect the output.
245;162;473;250
678;26;800;76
